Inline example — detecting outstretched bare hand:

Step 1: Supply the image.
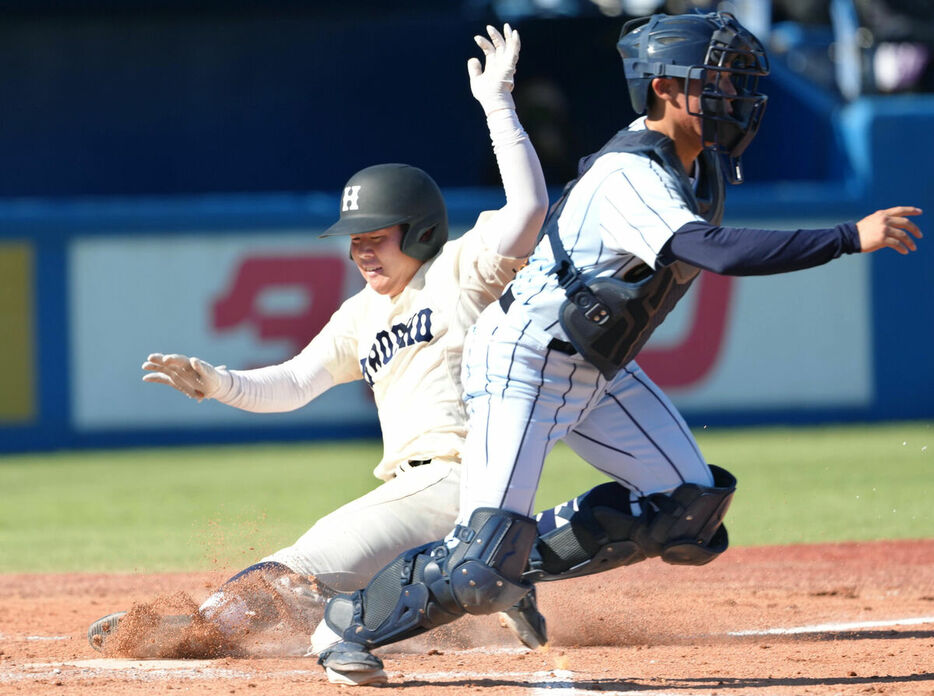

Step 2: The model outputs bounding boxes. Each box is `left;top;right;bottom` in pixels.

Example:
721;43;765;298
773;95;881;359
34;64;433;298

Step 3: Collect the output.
857;206;923;254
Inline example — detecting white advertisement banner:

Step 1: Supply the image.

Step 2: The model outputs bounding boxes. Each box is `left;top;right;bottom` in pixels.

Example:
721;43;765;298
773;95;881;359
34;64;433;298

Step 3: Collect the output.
637;208;872;411
69;225;872;431
69;230;375;431
642;255;871;411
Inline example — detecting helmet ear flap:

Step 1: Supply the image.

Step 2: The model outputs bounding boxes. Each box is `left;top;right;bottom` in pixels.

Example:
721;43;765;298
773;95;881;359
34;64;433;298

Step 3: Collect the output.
400;217;448;262
418;225;436;245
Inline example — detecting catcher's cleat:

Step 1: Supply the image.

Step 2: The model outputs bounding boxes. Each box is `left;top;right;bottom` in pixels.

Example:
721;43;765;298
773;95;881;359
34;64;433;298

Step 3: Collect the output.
87;611;127;651
318;641;387;686
307;617;342;656
498;586;548;649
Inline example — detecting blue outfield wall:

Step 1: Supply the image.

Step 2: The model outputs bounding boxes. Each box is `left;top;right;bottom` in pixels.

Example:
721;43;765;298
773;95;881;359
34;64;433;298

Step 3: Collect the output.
839;96;934;422
1;99;932;454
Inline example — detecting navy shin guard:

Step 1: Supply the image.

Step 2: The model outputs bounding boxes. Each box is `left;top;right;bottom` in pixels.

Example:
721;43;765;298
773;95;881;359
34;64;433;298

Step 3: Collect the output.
321;508;538;650
526;465;737;582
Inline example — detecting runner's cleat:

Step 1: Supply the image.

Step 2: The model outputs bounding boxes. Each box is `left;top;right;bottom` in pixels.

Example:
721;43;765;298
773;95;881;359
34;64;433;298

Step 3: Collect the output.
87;611;127;652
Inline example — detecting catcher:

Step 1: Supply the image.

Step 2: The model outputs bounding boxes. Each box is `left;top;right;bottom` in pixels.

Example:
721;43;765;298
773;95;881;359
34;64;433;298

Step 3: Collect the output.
87;23;549;656
310;10;923;686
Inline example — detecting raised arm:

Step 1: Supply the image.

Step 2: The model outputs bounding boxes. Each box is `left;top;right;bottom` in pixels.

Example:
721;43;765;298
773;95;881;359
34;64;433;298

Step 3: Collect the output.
468;24;548;258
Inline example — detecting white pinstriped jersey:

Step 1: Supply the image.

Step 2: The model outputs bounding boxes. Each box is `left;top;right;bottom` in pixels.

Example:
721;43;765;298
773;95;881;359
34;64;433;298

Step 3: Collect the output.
458;121;717;523
301;215;526;481
508;117;705;341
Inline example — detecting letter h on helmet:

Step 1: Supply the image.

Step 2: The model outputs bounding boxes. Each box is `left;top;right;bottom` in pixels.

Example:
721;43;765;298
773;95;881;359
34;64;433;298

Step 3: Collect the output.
617;11;770;183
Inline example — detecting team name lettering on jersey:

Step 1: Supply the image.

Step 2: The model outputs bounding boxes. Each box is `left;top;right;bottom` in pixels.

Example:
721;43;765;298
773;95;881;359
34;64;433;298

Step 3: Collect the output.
342;185;362;211
360;308;434;386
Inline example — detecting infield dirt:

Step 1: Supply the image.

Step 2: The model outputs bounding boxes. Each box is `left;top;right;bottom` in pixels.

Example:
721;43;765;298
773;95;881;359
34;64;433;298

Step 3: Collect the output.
2;539;932;695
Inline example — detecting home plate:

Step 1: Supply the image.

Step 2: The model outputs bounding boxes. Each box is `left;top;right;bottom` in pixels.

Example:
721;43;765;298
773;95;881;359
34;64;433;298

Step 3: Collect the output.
32;659;216;670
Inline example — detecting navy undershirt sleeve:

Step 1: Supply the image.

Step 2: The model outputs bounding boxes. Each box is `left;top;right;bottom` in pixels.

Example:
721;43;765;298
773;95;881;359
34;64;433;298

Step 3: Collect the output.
657;221;862;275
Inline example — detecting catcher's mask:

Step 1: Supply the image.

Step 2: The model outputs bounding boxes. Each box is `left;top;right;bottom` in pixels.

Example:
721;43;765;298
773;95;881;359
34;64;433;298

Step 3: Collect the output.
320;163;448;262
617;11;769;183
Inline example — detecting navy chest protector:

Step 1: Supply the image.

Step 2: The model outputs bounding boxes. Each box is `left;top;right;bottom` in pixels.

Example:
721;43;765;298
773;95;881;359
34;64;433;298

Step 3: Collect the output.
548;129;725;379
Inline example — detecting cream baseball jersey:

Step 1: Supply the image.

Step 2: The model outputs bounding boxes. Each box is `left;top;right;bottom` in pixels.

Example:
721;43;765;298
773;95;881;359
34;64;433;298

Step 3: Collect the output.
298;215;525;480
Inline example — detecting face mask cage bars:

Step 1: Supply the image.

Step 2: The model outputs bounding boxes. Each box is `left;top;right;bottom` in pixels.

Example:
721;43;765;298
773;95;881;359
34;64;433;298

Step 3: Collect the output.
699;22;769;181
685;60;768;146
667;47;767;172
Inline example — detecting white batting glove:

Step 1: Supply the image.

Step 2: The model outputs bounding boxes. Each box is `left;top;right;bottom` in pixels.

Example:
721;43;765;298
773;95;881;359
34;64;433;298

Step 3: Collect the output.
468;24;520;116
142;353;230;402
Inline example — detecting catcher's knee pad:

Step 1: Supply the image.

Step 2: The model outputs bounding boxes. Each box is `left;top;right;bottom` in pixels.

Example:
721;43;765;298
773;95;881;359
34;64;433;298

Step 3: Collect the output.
526;465;736;582
322;508;537;649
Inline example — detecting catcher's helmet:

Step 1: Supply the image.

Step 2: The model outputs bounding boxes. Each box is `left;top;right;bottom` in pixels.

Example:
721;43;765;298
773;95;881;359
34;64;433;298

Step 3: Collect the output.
320;163;448;262
617;12;769;183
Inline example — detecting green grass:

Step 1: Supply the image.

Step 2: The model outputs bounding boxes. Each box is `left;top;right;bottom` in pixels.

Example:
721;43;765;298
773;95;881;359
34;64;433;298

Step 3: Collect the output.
1;421;931;573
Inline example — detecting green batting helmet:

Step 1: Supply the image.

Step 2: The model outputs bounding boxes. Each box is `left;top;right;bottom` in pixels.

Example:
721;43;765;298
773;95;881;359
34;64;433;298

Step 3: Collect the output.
320;163;448;262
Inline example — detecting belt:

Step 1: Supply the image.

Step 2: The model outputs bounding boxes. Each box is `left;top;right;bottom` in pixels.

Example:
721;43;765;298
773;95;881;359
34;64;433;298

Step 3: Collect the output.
498;288;577;356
